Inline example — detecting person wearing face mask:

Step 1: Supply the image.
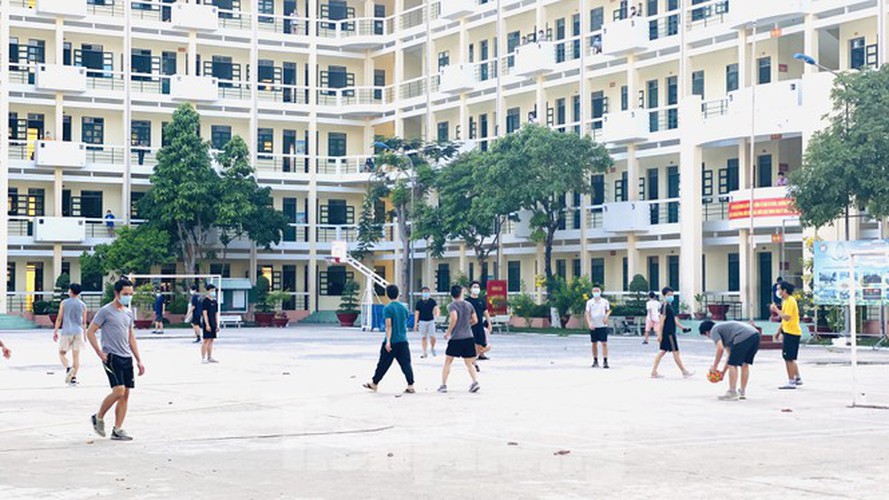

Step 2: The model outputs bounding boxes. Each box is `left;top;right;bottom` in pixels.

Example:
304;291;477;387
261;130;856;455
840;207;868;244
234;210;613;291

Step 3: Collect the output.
201;284;221;364
86;277;146;441
152;289;166;335
466;281;492;365
414;286;439;358
650;287;694;379
771;281;803;389
187;284;203;343
771;277;783;311
584;286;611;368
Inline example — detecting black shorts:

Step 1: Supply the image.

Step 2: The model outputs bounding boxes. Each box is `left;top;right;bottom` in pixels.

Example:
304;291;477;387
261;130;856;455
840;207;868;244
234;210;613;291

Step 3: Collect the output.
660;332;679;352
203;324;218;340
155;312;164;322
446;338;477;358
191;315;202;326
472;328;487;347
103;353;135;389
782;334;801;361
590;327;609;343
728;335;760;366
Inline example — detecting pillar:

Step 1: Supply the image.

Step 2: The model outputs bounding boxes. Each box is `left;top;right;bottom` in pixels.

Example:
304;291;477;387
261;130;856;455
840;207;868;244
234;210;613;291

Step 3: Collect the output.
0;3;9;311
393;0;404;137
678;96;704;304
123;2;132;223
307;0;319;311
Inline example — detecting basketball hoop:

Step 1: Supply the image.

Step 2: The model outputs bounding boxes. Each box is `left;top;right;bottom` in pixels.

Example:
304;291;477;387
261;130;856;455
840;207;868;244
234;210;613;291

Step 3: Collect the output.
331;240;348;261
325;256;341;265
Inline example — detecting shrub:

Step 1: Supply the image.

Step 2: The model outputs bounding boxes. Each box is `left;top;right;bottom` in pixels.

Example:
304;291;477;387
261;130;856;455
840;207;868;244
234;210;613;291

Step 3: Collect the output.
252;275;272;313
508;292;536;325
337;280;361;315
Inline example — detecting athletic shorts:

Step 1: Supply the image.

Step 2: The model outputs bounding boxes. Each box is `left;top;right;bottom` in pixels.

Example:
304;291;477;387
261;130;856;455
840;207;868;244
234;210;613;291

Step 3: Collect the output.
782;334;801;361
417;320;436;338
58;334;82;352
472;328;488;347
155;312;164;323
590;327;609;343
203;324;218;340
645;319;659;332
191;316;202;326
446;338;477;359
728;335;760;366
103;353;135;389
659;332;679;352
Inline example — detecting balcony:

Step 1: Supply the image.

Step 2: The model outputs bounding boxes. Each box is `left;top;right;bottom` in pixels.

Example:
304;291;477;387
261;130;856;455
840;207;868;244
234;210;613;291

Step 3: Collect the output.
316;18;391;48
36;0;86;17
439;0;475;20
438;64;478;94
729;0;810;29
315;87;392;116
34;217;86;243
171;2;219;31
170;75;219;102
35;64;87;93
602;202;650;233
601;110;648;144
512;42;557;78
34;141;87;169
601;17;648;56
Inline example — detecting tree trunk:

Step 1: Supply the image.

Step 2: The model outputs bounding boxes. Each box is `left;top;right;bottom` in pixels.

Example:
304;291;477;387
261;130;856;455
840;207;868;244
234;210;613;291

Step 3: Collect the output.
544;225;556;290
398;207;410;296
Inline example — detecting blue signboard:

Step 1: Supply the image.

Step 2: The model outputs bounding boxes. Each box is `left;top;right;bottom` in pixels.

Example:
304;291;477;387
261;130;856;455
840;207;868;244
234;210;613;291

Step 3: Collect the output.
813;240;889;305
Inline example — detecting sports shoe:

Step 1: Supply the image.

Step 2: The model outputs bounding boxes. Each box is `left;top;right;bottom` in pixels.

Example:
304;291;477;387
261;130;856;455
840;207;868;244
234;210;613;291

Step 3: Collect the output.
603;361;610;369
718;391;740;401
193;338;201;344
437;385;447;393
478;354;489;360
474;363;480;373
591;361;599;368
682;370;695;379
420;353;427;359
91;414;106;438
469;381;480;393
642;340;649;345
650;373;664;379
739;390;747;400
207;358;219;364
201;359;209;364
110;428;133;441
65;367;73;384
794;378;803;386
69;377;79;386
779;383;797;390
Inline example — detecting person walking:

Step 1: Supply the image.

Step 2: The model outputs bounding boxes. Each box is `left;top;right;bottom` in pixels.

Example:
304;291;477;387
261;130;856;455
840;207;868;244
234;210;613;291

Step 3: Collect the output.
700;320;761;401
438;285;480;393
364;284;415;393
53;282;87;385
201;284;220;363
772;281;803;389
585;286;611;368
771;277;784;311
187;284;203;343
644;291;660;345
650;287;694;379
151;289;165;335
86;278;145;441
414;286;439;358
466;281;492;364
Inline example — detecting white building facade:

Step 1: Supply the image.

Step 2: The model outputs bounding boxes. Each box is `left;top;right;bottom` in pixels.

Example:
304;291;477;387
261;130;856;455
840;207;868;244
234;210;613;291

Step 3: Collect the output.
0;0;884;319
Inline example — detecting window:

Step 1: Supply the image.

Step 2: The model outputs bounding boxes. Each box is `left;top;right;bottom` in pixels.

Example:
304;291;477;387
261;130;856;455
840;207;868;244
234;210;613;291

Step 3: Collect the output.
758;154;773;188
7;263;14;293
590;7;604;32
324;266;348;296
82;117;104;145
507;261;521;292
622;257;629;291
161;122;171;146
850;37;866;70
668;255;679;291
591;258;605;288
80;191;103;219
556;98;566;127
728;253;740;292
325;199;350;225
328;132;347;156
437;51;450;71
647;80;659;109
757;57;771;85
211;125;232;150
692;70;705;98
283;197;298;242
436;263;450;293
210;263;232;278
131;48;153;80
258;0;274;22
506;108;520;133
257;128;273;155
556;260;567;280
572;259;581;279
621;85;628;111
648;256;660;291
726;63;739;92
131;120;151;147
437;122;449;143
591;175;605;205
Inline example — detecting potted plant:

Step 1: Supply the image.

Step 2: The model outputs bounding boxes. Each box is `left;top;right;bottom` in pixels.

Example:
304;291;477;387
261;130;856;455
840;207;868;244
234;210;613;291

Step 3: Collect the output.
33;299;54;326
252;275;275;327
677;301;691;320
508;292;536;328
708;298;730;321
529;303;552;329
131;283;156;329
336;279;361;327
693;293;707;320
266;291;293;328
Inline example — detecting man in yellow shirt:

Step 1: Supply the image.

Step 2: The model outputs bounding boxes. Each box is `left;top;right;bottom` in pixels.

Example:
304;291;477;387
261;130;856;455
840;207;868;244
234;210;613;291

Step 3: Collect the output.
771;281;803;389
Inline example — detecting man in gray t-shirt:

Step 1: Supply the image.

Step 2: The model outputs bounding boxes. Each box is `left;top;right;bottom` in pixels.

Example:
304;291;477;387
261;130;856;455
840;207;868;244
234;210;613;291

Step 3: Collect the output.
53;283;88;385
439;286;480;394
700;320;761;401
85;278;145;442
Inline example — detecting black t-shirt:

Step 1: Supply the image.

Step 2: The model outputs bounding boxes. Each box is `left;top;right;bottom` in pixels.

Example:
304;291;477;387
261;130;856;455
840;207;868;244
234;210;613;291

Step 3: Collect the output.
662;302;676;335
415;299;437;321
466;296;487;335
201;297;219;328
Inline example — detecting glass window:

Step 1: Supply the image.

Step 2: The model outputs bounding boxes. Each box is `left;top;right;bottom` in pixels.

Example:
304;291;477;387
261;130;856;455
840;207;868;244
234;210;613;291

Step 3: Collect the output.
506;108;520;133
648;256;660;292
131;120;151;147
82;117;104;145
437;122;449;142
437;51;449;71
436;263;450;293
758;57;771;85
728;253;740;292
325;266;347;296
726;63;739;92
211;125;231;150
80;190;103;219
850;37;866;69
328;132;347;156
591;258;605;287
692;70;705;98
257;128;274;154
507;261;521;292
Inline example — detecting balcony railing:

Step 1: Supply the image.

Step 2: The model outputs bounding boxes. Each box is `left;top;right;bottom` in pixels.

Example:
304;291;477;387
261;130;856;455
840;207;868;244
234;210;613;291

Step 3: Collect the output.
399;76;427;99
648;106;680;133
316;224;358;243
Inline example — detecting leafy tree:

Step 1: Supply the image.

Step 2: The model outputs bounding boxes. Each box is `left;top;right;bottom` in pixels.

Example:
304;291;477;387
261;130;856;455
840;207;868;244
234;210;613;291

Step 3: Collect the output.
791;66;889;229
489;125;612;288
102;226;174;274
352;188;384;261
363;137;458;293
417;150;517;275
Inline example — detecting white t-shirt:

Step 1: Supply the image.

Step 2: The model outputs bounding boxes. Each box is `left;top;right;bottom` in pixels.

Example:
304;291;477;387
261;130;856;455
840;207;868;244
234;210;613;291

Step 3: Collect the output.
646;299;661;322
585;298;610;328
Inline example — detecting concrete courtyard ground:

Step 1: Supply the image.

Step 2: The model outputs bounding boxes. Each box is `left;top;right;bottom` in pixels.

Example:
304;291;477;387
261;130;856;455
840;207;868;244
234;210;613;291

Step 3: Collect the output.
0;326;887;499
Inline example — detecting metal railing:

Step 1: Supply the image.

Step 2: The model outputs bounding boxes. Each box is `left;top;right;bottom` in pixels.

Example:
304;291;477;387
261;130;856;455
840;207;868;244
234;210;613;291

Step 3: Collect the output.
703;198;730;221
686;0;731;30
648;106;680;133
399;76;427;99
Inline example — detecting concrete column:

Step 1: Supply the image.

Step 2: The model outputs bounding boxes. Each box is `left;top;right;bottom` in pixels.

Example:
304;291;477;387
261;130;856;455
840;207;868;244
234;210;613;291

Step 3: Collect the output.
394;0;404;137
495;9;506;137
738;228;752;318
188;32;197;76
424;255;434;290
459;243;467;278
0;3;9;311
678;96;704;303
394;222;404;290
307;0;319;311
738;27;749;88
626;234;640;286
803;13;818;75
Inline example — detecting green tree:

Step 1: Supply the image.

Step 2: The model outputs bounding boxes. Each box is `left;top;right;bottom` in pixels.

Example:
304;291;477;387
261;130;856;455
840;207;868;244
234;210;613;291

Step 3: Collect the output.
363;137;458;294
490;125;612;287
101;226;174;274
352;188;384;261
791;66;889;229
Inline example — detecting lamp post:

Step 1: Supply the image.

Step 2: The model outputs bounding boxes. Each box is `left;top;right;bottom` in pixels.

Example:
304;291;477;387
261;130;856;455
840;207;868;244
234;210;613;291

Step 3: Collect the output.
374;142;416;304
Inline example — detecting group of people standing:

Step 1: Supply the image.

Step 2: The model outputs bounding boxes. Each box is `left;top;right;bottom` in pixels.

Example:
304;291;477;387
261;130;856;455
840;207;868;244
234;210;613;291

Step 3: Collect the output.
364;281;492;394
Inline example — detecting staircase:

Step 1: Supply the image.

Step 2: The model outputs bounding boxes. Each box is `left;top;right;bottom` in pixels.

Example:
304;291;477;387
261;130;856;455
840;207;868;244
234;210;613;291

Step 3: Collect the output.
0;315;38;330
759;333;782;350
299;310;341;325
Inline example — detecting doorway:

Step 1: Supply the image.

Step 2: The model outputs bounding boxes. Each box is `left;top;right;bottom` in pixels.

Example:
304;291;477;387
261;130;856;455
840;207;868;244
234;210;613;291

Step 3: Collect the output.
759;252;773;320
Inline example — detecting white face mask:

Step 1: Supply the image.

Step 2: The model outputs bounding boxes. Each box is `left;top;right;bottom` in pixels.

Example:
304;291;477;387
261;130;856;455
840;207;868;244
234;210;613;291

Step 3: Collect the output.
119;295;133;307
776;290;782;299
471;287;480;295
422;292;430;300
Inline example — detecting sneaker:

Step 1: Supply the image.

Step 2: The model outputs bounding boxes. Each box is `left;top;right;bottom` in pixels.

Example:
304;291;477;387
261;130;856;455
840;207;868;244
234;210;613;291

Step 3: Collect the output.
65;367;73;385
469;381;480;393
431;348;436;357
201;359;209;364
683;370;695;379
603;361;610;369
110;428;133;441
642;340;649;345
437;385;447;393
739;390;747;400
478;354;489;360
193;338;201;344
718;391;740;401
794;378;803;386
207;358;219;364
651;373;664;379
474;363;480;373
69;377;78;386
91;414;106;438
591;361;599;368
779;383;797;390
420;353;427;359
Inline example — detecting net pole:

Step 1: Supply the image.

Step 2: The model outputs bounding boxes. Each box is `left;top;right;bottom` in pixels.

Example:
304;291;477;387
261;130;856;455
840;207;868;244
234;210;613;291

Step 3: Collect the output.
848;254;859;407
